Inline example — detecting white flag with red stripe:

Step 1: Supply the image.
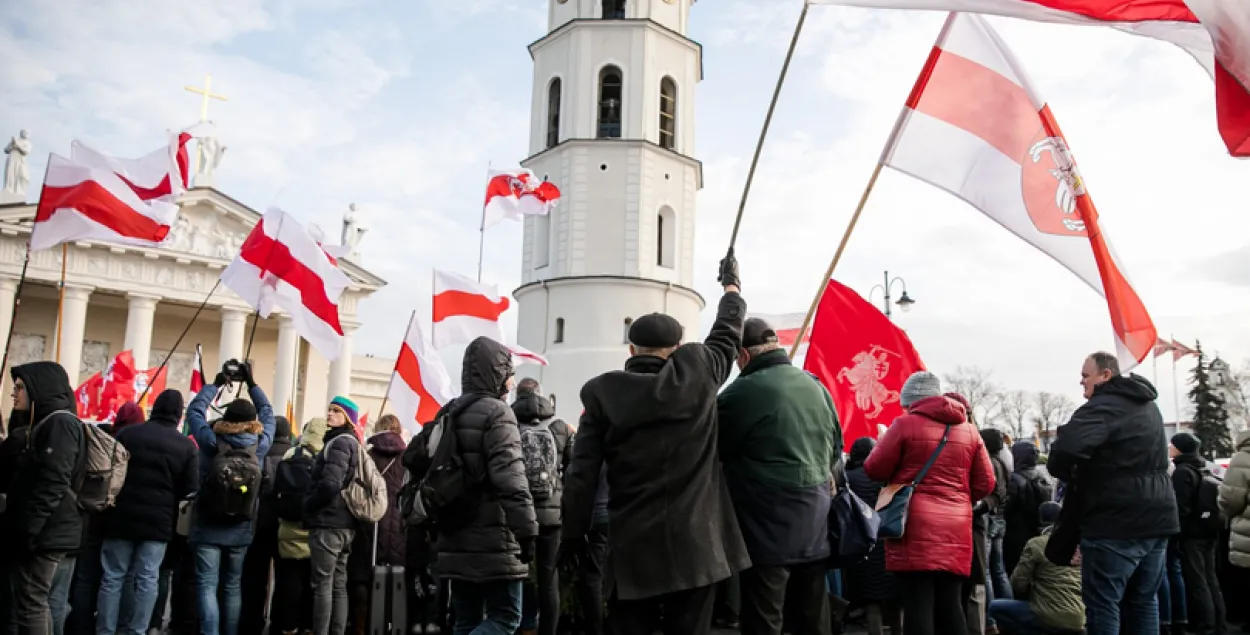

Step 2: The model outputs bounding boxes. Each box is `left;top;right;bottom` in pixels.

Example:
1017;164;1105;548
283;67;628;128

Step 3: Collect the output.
32;132;196;251
882;13;1157;369
807;0;1250;156
386;312;458;436
747;312;814;348
220;208;352;360
482;169;562;229
431;270;512;350
507;343;549;367
189;343;205;393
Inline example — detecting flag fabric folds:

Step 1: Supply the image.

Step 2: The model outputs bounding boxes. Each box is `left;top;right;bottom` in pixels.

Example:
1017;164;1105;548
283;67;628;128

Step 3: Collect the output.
507;343;549;367
1153;338;1177;358
804;280;928;447
431;270;512;350
32;132;196;251
806;0;1250;156
1171;339;1198;360
881;12;1156;370
75;373;103;419
482;169;562;229
747;312;814;348
220;208;352;360
190;343;206;393
387;312;457;437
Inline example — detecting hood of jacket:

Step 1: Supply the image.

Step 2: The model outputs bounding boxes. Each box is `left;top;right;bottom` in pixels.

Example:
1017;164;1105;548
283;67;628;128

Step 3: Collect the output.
1012;440;1039;471
11;361;75;420
461;336;513;397
511;391;555;424
212;419;263;437
300;417;329;453
368;430;406;457
981;428;1005;454
906;395;967;426
1094;373;1158;403
268;434;293;458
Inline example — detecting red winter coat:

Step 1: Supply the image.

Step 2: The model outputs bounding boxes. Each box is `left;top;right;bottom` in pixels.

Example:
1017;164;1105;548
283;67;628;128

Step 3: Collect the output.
864;396;995;577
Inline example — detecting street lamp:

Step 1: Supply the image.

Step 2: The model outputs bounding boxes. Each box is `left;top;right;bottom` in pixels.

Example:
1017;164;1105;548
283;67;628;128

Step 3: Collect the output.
868;270;915;319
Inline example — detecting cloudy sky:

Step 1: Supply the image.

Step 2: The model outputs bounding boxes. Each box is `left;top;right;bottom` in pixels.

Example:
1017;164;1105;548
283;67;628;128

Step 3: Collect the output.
2;0;1244;421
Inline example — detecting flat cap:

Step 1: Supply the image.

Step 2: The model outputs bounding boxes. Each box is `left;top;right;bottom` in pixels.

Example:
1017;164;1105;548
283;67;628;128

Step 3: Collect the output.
629;313;683;348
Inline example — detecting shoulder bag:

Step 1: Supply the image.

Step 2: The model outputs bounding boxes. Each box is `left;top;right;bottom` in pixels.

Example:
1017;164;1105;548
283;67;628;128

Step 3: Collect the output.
875;424;951;539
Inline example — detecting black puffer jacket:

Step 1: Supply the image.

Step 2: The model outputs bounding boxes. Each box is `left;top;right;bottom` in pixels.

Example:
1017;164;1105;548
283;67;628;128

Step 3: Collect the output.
103;392;199;543
1049;374;1179;540
304;424;359;530
512;391;574;528
410;336;538;582
3;362;85;553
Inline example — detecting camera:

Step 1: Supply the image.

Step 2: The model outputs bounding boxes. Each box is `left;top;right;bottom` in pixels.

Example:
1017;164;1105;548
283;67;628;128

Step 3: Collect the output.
222;360;250;382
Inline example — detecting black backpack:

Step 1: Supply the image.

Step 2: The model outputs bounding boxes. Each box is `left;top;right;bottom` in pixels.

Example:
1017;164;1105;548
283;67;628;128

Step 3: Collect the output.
198;435;263;523
416;396;483;531
519;419;560;502
274;447;316;522
1189;465;1225;534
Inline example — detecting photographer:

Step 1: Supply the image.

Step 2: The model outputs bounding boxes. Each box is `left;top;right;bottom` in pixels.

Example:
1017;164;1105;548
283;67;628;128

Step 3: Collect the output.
186;359;276;635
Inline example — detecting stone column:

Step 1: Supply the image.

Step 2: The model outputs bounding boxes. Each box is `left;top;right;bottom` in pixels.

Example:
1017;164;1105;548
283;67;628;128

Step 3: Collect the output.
123;293;160;370
271;315;299;414
218;307;249;369
57;285;94;384
326;322;357;402
0;277;20;366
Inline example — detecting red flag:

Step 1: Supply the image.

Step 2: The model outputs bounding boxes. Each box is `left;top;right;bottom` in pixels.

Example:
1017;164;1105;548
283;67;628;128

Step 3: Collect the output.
1172;340;1198;360
135;366;168;409
99;351;138;422
189;343;205;393
803;280;927;446
75;373;103;419
1153;338;1176;359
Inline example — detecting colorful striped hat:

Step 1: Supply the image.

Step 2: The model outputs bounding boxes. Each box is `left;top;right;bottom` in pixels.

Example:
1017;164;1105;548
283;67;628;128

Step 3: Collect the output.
329;396;359;426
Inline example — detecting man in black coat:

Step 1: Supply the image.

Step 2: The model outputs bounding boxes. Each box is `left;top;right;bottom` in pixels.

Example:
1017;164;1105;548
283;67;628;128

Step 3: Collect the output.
96;389;198;635
3;362;84;635
562;249;751;635
1049;351;1180;635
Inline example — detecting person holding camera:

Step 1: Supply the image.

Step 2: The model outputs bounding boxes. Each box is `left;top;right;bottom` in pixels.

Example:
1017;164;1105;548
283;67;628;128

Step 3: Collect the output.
186;359;277;635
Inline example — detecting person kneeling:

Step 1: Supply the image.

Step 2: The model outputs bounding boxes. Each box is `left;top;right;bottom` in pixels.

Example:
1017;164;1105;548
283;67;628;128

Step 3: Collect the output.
987;502;1084;635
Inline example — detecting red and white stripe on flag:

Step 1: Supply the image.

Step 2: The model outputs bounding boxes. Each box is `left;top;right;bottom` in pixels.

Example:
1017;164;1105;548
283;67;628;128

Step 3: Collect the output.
747;312;813;348
190;343;205;393
882;13;1157;369
387;312;458;436
220;208;352;360
32;133;195;251
482;169;562;229
507;343;549;367
807;0;1250;156
431;270;511;350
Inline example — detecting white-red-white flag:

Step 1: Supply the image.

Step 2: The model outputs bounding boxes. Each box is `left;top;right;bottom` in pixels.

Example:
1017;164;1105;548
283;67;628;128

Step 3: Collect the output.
386;312;458;436
32;132;197;251
220;208;352;360
507;343;549;367
1171;339;1198;360
482;169;562;229
1153;338;1177;359
747;312;814;348
806;0;1250;157
431;270;511;350
190;343;205;393
881;13;1156;369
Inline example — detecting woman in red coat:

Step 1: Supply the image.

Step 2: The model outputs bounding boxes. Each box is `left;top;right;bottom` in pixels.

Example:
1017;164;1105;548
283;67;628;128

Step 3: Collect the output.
864;371;996;635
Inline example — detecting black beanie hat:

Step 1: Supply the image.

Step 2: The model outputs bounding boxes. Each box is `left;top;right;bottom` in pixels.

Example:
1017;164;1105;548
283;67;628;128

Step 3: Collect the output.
1171;432;1201;455
275;416;292;442
628;313;683;348
1039;501;1062;526
150;389;185;422
223;399;257;424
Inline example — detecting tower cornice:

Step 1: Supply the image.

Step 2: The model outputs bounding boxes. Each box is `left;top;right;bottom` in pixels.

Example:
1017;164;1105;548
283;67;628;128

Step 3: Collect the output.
529;18;704;81
521;138;703;190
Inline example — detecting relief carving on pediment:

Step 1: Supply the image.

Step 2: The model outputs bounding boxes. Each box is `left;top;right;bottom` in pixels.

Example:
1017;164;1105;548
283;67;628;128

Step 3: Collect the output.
161;211;253;260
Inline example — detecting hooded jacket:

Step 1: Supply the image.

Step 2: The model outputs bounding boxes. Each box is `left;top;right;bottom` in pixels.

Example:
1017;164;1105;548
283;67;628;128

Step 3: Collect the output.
278;417;328;560
186;384;277;547
1220;429;1250;566
980;428;1010;516
864;395;996;576
103;391;199;543
1048;374;1179;540
1004;440;1052;572
347;431;408;581
304;422;360;530
3;362;85;553
408;336;537;582
511;391;574;528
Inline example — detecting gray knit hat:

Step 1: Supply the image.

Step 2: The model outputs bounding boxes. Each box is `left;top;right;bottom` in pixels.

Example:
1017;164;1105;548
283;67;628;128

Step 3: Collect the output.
900;371;941;407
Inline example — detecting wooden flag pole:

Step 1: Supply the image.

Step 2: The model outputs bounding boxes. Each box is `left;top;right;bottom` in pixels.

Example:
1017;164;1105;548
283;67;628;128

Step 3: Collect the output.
54;244;67;363
787;162;884;359
727;3;810;250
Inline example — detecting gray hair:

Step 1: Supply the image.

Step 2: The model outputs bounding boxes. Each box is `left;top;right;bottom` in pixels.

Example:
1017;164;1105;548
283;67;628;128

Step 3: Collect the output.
745;342;782;358
1088;351;1120;376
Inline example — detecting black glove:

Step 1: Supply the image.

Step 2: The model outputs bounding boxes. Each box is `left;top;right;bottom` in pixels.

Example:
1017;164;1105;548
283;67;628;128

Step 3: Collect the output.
213;372;228;387
717;247;740;289
518;536;536;564
240;361;255;389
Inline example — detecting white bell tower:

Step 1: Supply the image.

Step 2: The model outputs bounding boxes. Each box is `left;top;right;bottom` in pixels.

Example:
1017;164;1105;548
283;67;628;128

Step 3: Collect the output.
514;0;705;420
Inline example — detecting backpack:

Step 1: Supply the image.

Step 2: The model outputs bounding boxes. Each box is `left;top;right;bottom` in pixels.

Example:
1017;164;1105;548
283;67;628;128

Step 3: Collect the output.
273;447;316;522
1190;465;1225;533
413;396;482;530
331;435;389;523
32;412;129;513
198;436;263;522
520;419;560;502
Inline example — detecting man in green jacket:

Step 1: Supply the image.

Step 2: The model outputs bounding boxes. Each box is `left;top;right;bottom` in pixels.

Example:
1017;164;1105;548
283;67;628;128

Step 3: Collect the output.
988;501;1085;634
717;318;842;635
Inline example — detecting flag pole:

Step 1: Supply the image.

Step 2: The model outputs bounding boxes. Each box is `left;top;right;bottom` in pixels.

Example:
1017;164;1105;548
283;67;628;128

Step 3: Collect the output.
54;244;68;363
1172;334;1182;425
727;2;810;250
137;279;221;405
1;236;34;390
379;310;415;417
478;161;491;283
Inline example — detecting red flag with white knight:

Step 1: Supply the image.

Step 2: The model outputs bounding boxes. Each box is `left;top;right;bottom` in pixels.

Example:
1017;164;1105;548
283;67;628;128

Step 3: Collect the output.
880;12;1156;371
481;168;561;229
803;280;927;446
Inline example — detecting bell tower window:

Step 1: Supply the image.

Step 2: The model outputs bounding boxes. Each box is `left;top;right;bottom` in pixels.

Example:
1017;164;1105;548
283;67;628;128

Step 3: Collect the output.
546;78;561;149
602;0;626;19
598;66;623;139
659;77;677;150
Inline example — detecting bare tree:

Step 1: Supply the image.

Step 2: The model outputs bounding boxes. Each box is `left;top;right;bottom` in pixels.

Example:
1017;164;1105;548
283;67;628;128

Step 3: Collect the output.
942;366;1003;425
1033;392;1077;451
998;390;1033;440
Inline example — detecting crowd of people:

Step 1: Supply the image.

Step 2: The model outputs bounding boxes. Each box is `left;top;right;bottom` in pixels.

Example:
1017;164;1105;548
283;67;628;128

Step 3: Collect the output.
0;252;1249;635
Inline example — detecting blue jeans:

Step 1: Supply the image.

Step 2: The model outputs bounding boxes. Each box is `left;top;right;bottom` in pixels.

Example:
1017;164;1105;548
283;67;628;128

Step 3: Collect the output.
1081;537;1167;635
450;579;523;635
51;556;75;635
193;544;247;635
1158;540;1187;625
97;539;167;635
989;599;1070;635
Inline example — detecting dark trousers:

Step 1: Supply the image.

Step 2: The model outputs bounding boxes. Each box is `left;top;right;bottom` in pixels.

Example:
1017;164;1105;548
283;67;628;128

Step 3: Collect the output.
66;539;103;635
1180;538;1227;635
13;551;65;635
740;562;830;635
575;524;608;635
897;571;968;635
609;584;716;635
271;558;314;634
239;524;278;635
521;526;561;635
169;539;199;635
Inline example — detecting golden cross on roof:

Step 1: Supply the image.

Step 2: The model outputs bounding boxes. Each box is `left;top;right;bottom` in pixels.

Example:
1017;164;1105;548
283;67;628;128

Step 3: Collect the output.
184;73;228;122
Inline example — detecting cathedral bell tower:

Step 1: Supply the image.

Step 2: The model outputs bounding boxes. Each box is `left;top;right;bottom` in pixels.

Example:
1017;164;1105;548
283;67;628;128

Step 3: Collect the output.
514;0;705;419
